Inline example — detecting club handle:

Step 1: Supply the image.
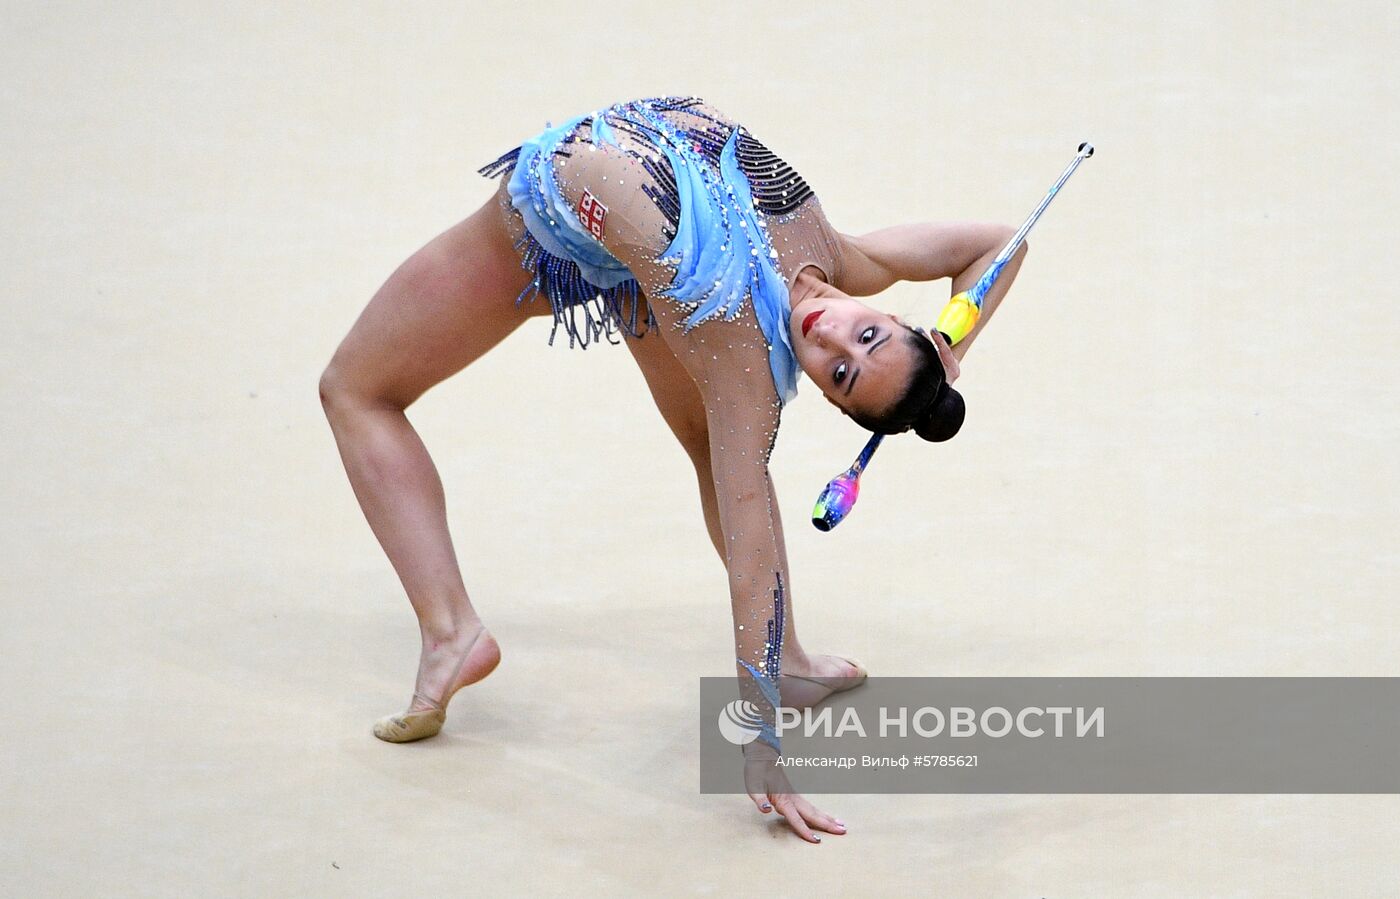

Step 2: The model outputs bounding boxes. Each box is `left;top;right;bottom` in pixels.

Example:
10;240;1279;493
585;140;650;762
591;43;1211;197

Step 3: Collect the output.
850;432;884;476
952;140;1092;324
995;142;1095;266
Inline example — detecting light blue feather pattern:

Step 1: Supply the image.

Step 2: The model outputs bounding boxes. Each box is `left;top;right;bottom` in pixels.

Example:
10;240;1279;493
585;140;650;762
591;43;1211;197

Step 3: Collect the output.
653;126;799;405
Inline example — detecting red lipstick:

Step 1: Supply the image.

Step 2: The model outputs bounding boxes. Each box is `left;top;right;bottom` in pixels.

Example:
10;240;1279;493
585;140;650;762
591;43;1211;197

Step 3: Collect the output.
801;309;824;337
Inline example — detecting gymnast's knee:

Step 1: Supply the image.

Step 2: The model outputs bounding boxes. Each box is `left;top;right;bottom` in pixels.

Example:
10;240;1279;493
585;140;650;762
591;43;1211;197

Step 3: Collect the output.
317;361;354;416
318;356;409;418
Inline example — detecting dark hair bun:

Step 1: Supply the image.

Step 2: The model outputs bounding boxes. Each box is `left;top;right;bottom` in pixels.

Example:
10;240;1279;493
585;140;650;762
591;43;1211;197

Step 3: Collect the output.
913;385;964;442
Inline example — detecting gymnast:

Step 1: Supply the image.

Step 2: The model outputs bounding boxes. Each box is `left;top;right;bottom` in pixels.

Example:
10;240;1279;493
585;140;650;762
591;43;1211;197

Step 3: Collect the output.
319;95;1027;842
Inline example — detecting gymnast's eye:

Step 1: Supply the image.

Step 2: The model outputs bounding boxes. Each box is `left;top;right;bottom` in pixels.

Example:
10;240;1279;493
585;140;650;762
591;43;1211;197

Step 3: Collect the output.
833;362;848;385
859;327;876;344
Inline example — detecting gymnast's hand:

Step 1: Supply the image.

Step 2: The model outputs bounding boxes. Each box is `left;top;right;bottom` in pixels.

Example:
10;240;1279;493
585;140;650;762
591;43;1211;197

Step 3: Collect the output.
930;328;961;384
743;744;848;843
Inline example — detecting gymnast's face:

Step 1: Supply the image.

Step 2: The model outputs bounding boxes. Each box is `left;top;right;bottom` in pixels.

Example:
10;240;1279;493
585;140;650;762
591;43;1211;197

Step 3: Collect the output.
788;291;922;419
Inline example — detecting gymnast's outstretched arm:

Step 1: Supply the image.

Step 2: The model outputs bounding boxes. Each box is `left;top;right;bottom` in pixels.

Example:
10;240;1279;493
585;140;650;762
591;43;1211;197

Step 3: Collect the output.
838;222;1028;360
633;284;842;842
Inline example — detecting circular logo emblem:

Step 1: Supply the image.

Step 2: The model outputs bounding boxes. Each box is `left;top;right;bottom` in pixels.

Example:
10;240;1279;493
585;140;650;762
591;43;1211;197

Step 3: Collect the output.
717;700;765;745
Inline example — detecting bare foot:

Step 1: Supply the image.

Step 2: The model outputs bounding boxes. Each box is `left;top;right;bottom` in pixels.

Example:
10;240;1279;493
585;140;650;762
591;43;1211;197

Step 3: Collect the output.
407;621;502;712
779;653;867;711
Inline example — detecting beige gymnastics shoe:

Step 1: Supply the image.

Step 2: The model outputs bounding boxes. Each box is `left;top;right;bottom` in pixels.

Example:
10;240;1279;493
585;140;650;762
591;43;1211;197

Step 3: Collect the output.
372;627;499;743
833;655;868;690
780;654;869;710
372;693;450;743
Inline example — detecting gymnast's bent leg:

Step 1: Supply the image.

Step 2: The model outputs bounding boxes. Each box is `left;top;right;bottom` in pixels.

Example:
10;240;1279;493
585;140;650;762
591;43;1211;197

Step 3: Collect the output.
319;184;543;742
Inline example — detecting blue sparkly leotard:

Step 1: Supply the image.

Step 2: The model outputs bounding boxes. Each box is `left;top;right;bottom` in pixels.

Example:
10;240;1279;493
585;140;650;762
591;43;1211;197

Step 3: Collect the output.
478;96;844;408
